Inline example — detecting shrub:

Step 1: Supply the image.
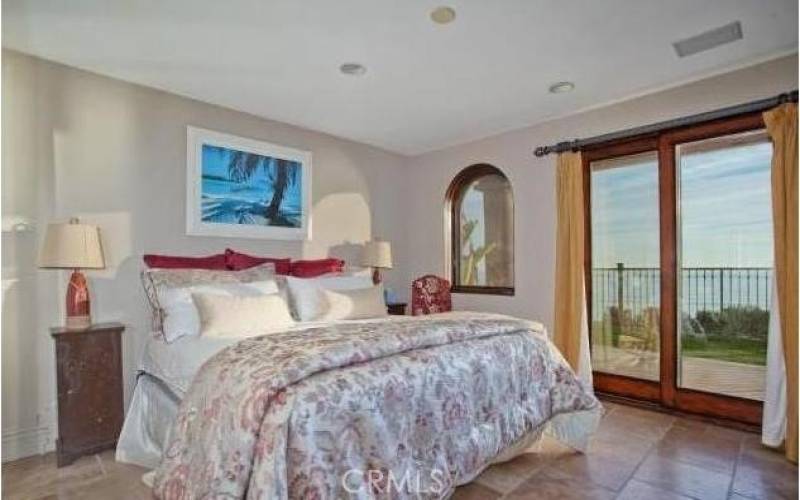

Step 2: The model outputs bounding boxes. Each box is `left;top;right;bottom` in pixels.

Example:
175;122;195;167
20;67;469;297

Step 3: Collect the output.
693;306;769;341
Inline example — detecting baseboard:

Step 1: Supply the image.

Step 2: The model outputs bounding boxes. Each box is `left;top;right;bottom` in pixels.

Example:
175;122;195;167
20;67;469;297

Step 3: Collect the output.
2;426;53;462
596;393;761;433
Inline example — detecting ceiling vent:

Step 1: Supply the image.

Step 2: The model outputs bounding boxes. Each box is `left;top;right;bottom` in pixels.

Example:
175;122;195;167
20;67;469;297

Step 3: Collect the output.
673;21;743;58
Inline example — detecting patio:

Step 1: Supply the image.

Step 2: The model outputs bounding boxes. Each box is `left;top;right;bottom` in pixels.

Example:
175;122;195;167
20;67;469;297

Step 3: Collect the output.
592;346;766;401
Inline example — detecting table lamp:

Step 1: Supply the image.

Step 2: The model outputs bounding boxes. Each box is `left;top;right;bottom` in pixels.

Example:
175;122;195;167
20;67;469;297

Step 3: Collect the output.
39;218;105;330
361;240;392;285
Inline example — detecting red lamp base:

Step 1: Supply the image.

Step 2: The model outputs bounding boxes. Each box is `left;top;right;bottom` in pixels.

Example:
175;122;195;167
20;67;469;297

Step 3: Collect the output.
65;270;91;330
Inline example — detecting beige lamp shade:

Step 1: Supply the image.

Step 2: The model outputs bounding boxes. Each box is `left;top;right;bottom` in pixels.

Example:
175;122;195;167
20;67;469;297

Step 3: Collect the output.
39;220;105;269
361;240;393;269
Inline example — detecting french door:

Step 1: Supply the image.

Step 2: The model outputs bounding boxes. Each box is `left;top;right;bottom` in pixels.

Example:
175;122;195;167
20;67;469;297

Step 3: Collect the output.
585;112;772;424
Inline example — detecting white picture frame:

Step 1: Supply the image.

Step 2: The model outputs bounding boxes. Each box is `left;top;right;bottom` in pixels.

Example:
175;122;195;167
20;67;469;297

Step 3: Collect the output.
186;126;312;240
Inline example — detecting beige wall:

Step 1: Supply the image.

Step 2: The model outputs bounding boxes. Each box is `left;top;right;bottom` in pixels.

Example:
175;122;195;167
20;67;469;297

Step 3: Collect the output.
2;49;797;461
1;49;409;460
400;54;798;332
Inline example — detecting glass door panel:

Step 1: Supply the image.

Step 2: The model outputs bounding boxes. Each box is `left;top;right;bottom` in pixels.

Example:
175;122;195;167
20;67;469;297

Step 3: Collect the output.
676;130;773;400
590;151;661;381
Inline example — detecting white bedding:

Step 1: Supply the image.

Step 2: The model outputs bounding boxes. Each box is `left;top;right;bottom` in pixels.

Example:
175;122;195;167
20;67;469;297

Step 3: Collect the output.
118;317;414;468
140;332;240;396
141;317;405;395
117;333;244;467
116;374;180;469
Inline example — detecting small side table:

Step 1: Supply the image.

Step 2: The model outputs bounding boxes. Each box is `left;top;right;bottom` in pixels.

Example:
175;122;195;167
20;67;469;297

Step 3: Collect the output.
387;303;407;316
50;322;125;467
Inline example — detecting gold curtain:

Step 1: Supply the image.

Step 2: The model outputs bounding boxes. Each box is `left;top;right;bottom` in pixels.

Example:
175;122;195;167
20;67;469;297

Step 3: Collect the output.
764;103;798;463
553;151;584;369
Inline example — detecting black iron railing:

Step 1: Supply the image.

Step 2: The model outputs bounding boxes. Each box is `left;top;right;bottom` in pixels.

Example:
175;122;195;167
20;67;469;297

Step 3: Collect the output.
591;264;772;320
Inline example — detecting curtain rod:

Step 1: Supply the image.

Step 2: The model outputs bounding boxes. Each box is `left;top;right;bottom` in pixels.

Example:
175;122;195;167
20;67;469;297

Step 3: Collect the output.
533;90;798;157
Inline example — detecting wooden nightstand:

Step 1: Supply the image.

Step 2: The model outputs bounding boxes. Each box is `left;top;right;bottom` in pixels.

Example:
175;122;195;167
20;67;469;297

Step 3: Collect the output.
50;322;125;467
387;303;407;315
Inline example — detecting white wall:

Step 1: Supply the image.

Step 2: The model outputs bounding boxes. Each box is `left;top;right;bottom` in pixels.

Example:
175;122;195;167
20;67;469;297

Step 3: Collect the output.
1;49;409;460
400;54;798;333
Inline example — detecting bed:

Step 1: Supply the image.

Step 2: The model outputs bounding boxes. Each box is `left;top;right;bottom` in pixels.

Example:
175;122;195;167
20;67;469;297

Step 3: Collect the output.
117;257;601;499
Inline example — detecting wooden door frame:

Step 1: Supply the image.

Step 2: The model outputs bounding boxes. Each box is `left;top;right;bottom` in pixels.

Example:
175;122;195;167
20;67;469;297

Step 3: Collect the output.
583;136;663;403
583;111;767;425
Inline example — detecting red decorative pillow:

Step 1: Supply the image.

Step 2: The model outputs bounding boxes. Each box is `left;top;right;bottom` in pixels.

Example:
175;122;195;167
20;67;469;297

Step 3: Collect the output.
225;249;291;275
143;253;228;270
290;258;345;278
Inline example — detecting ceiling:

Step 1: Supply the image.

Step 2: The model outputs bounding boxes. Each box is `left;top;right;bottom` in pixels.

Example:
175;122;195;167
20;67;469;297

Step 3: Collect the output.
3;1;797;155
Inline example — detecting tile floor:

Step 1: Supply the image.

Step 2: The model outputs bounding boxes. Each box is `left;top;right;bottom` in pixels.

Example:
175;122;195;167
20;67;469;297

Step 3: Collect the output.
2;400;797;499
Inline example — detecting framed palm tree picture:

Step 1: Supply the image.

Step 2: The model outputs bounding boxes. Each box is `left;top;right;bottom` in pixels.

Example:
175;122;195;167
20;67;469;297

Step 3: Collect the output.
186;126;312;240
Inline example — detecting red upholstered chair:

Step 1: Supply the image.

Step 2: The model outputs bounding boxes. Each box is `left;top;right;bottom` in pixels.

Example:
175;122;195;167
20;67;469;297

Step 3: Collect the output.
411;275;452;315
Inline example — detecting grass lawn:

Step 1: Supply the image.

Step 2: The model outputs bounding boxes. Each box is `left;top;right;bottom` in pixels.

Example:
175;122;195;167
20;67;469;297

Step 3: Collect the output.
591;317;768;366
681;335;766;366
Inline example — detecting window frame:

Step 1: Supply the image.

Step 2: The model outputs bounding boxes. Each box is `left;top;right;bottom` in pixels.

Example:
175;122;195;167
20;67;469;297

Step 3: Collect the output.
445;163;515;296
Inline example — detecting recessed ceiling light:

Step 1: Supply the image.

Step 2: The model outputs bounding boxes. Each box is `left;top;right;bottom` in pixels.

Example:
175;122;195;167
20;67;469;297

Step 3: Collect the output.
339;63;366;76
430;6;456;25
549;81;575;94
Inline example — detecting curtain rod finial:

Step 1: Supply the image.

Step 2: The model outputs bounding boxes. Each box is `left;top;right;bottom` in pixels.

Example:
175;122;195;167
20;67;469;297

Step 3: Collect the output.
777;91;798;104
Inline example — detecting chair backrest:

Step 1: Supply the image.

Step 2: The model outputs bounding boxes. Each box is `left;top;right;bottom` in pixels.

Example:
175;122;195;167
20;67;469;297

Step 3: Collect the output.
411;275;452;315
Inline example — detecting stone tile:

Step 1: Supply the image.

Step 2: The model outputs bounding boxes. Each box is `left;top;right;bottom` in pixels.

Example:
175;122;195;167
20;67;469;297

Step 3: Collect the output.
476;435;577;493
651;426;740;474
474;452;547;493
505;469;616;500
450;481;501;500
592;411;671;445
651;441;738;476
670;417;747;446
57;473;152;500
533;435;574;455
588;432;655;455
671;415;709;431
2;453;108;500
634;454;732;500
587;429;654;457
95;450;148;479
596;399;623;416
740;432;765;449
617;479;695;500
703;424;748;444
732;444;798;500
614;404;676;425
539;442;643;492
1;450;150;500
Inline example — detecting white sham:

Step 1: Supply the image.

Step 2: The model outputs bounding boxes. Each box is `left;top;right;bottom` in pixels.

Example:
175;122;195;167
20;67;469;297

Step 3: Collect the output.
158;280;281;342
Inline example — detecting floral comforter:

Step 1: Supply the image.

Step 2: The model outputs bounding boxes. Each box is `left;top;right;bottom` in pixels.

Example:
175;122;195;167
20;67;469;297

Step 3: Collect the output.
153;312;600;499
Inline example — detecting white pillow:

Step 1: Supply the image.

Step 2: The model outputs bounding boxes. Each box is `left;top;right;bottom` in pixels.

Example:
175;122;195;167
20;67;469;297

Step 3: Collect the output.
158;280;280;342
319;285;388;321
286;274;373;321
192;293;295;338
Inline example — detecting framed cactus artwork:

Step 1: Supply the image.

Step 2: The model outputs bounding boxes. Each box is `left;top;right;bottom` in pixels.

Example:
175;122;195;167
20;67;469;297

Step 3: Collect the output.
185;126;312;240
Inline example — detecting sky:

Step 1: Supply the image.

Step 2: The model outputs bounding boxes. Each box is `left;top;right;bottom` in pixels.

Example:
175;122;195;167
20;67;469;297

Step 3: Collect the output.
202;144;270;186
201;144;302;205
592;140;773;268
